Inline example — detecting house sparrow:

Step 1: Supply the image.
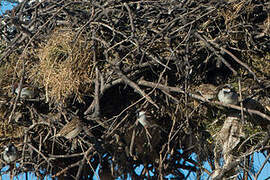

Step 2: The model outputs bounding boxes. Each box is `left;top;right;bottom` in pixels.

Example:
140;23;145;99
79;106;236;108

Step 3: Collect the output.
3;143;17;163
13;84;35;99
136;110;152;138
55;117;83;139
218;87;238;105
197;84;217;100
136;110;167;131
137;111;151;128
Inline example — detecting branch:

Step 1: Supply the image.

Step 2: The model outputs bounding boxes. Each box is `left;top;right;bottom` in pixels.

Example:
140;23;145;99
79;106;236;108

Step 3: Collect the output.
138;79;270;122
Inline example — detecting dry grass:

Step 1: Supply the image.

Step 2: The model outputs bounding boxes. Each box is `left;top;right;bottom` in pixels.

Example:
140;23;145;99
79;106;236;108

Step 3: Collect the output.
251;53;270;76
30;29;96;104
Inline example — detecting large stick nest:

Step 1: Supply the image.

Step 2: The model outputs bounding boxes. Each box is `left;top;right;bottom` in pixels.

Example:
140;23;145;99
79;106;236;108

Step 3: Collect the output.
0;0;269;179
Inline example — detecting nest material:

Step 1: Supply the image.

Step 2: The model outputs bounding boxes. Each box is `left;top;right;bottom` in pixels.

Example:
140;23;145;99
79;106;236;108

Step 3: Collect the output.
30;29;95;104
0;0;269;179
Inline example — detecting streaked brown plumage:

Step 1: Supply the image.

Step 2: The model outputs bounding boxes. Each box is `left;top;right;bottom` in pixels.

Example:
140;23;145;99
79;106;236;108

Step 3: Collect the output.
197;84;217;100
56;117;82;139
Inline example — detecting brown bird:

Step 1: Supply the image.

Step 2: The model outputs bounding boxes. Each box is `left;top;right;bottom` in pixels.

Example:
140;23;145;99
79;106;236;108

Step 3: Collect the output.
197;84;218;100
56;117;83;139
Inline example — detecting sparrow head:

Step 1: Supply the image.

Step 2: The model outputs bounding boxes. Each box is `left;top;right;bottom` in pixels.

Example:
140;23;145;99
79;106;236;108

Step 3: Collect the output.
12;83;35;99
3;143;17;163
5;143;17;153
222;88;232;94
137;110;146;117
136;109;152;128
218;86;238;105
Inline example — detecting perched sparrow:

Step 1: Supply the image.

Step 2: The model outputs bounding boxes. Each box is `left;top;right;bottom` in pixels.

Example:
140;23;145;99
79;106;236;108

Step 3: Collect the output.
3;143;17;163
218;86;238;105
13;83;35;99
136;110;152;138
137;110;151;128
197;84;217;100
56;118;83;139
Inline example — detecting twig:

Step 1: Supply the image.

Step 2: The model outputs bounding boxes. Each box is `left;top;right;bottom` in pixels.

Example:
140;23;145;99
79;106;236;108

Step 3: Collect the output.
138;79;270;122
93;67;100;118
255;153;270;180
238;78;244;123
220;47;259;83
27;143;52;167
114;67;159;109
129;124;136;159
195;32;237;75
84;78;124;115
8;58;25;124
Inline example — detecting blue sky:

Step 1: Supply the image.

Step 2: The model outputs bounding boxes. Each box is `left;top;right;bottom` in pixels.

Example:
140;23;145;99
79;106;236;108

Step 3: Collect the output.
1;152;270;179
1;1;270;180
0;1;17;14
